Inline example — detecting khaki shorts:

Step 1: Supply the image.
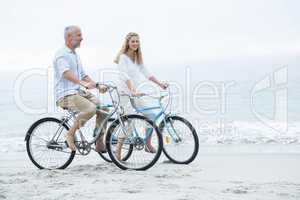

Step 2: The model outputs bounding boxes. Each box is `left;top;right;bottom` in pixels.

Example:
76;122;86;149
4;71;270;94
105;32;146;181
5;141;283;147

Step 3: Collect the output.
57;89;106;128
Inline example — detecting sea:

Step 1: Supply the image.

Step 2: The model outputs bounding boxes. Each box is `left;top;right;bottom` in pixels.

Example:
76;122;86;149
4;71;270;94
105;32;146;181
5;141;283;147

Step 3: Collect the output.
1;63;300;153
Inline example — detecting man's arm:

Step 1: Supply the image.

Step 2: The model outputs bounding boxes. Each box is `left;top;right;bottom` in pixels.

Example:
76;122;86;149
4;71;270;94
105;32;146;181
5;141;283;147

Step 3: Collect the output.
82;75;108;93
82;75;96;85
63;70;95;89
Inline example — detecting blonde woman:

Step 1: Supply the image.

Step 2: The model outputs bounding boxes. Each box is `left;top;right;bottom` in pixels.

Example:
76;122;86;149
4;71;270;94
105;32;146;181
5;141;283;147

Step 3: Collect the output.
114;32;168;160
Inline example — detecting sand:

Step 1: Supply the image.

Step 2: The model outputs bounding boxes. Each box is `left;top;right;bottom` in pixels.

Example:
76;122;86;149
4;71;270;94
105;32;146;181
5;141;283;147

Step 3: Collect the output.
0;144;300;200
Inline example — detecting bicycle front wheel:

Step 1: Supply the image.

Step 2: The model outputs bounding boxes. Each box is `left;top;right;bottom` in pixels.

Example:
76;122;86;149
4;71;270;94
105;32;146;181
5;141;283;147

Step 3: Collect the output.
25;117;75;169
106;114;163;170
159;115;199;164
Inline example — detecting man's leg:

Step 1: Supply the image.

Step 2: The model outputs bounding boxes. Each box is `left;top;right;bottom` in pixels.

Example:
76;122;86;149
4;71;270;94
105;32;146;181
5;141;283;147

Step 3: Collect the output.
65;120;79;151
114;96;133;160
58;94;96;151
84;90;108;152
94;110;109;152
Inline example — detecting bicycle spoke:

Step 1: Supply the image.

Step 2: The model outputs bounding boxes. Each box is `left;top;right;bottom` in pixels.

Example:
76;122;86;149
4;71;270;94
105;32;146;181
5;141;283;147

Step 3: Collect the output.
107;115;162;170
161;116;199;164
26;118;75;169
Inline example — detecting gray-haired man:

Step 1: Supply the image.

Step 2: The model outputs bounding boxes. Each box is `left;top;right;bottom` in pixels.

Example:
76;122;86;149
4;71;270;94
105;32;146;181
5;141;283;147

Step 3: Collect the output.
53;25;107;152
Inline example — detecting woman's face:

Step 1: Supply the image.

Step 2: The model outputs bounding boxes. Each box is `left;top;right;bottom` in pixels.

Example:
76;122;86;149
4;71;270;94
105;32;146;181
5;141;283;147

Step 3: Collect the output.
128;36;139;51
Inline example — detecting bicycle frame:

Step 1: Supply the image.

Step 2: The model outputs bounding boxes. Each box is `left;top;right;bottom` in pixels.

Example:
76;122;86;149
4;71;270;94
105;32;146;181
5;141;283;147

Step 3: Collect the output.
49;83;129;148
127;88;182;143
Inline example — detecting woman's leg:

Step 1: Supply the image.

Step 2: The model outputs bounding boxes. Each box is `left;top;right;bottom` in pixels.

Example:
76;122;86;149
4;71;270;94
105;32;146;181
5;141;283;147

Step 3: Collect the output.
135;99;157;153
143;112;157;153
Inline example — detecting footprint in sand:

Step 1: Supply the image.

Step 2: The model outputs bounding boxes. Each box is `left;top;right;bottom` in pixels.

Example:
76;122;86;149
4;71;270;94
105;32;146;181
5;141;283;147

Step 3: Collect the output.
123;189;141;194
7;178;28;184
276;192;296;198
154;174;171;179
223;186;249;194
162;160;173;164
230;181;244;184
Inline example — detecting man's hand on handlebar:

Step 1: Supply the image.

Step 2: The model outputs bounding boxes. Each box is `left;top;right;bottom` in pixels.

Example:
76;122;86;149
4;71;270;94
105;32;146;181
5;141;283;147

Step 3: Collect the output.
95;82;108;93
98;85;108;93
80;81;95;89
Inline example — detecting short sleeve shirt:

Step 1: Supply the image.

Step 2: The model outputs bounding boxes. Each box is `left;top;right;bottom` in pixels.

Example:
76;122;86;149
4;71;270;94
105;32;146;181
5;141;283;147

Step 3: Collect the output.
53;46;87;101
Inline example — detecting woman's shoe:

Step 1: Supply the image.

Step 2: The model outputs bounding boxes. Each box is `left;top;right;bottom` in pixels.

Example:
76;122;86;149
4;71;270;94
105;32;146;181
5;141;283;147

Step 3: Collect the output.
115;137;125;161
145;144;156;153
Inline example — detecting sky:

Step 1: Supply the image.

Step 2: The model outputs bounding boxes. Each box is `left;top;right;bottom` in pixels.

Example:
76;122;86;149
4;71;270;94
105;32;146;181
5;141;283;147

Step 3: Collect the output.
0;0;300;72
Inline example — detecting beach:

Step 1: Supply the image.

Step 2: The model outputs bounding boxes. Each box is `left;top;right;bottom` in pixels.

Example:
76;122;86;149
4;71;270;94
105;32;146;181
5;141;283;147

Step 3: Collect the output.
1;144;299;200
1;57;300;200
1;0;300;199
1;67;300;200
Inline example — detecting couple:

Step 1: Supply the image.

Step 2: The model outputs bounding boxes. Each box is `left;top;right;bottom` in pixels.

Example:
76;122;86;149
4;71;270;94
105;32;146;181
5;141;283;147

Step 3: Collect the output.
53;25;168;160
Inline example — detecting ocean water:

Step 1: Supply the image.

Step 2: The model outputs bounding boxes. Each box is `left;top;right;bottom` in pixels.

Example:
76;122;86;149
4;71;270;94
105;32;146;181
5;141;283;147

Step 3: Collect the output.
1;64;300;153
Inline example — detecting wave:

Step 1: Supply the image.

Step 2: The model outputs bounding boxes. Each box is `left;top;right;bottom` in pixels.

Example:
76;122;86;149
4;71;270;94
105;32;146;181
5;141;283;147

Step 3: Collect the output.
194;120;300;145
1;120;300;153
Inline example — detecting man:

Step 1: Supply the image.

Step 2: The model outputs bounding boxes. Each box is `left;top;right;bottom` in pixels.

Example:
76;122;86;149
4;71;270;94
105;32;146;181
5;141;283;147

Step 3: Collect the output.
53;25;107;152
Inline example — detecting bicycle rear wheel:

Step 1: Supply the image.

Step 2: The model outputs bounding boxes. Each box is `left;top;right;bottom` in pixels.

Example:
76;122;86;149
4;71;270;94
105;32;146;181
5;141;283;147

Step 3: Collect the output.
159;115;199;164
25;117;75;169
106;114;162;170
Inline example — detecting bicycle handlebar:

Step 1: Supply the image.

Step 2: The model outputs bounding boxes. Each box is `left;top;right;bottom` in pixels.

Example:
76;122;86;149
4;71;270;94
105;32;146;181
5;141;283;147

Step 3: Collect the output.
121;87;170;101
92;83;173;115
121;87;172;113
91;82;122;115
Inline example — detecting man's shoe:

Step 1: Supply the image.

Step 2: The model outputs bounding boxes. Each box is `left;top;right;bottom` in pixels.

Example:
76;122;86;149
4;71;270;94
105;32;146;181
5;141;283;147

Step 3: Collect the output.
95;136;107;153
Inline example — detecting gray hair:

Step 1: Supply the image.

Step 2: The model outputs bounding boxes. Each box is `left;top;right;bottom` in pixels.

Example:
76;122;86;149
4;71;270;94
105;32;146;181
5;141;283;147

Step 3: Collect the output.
64;25;80;40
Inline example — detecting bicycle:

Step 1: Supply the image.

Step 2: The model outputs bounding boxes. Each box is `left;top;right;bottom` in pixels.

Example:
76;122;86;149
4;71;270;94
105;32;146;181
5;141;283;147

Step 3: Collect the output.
105;87;199;164
25;83;163;170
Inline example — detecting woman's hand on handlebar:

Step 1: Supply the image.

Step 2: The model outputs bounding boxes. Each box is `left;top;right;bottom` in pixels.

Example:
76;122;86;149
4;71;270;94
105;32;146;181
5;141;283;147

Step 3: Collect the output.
159;82;169;90
132;92;145;97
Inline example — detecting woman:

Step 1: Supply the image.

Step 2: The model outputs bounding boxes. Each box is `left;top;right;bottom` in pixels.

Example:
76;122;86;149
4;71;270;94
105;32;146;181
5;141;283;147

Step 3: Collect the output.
114;32;168;160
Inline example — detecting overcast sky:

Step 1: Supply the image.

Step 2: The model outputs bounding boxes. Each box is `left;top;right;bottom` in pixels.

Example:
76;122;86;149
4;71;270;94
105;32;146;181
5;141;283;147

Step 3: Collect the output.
1;0;299;70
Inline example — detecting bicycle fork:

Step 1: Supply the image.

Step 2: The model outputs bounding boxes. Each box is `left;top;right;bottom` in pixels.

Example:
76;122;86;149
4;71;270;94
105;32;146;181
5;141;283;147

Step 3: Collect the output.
164;118;182;144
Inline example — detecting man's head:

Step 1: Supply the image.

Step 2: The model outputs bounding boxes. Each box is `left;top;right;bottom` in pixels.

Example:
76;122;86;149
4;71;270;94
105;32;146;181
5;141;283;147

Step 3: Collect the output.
64;26;83;50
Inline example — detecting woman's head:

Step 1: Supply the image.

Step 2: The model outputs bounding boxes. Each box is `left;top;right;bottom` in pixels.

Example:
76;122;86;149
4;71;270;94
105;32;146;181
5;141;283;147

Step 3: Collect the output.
127;33;140;51
114;32;143;65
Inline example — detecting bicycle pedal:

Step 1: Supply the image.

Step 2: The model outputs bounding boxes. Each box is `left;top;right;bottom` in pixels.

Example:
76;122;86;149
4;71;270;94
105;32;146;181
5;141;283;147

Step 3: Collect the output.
64;141;69;147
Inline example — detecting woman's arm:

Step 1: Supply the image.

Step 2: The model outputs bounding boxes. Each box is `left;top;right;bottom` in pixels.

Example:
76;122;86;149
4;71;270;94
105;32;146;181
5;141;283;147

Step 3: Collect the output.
125;80;137;94
140;64;168;89
149;76;168;89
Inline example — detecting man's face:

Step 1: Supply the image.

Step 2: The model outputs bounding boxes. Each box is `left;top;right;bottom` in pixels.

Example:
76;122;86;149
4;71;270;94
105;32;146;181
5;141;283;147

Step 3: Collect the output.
69;29;83;49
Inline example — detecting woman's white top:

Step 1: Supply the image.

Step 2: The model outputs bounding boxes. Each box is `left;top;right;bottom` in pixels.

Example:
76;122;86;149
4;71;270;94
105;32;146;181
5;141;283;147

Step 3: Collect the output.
117;54;152;94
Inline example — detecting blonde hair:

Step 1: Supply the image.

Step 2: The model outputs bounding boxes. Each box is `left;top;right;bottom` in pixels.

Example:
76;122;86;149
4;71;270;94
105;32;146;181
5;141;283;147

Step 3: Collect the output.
114;32;144;65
